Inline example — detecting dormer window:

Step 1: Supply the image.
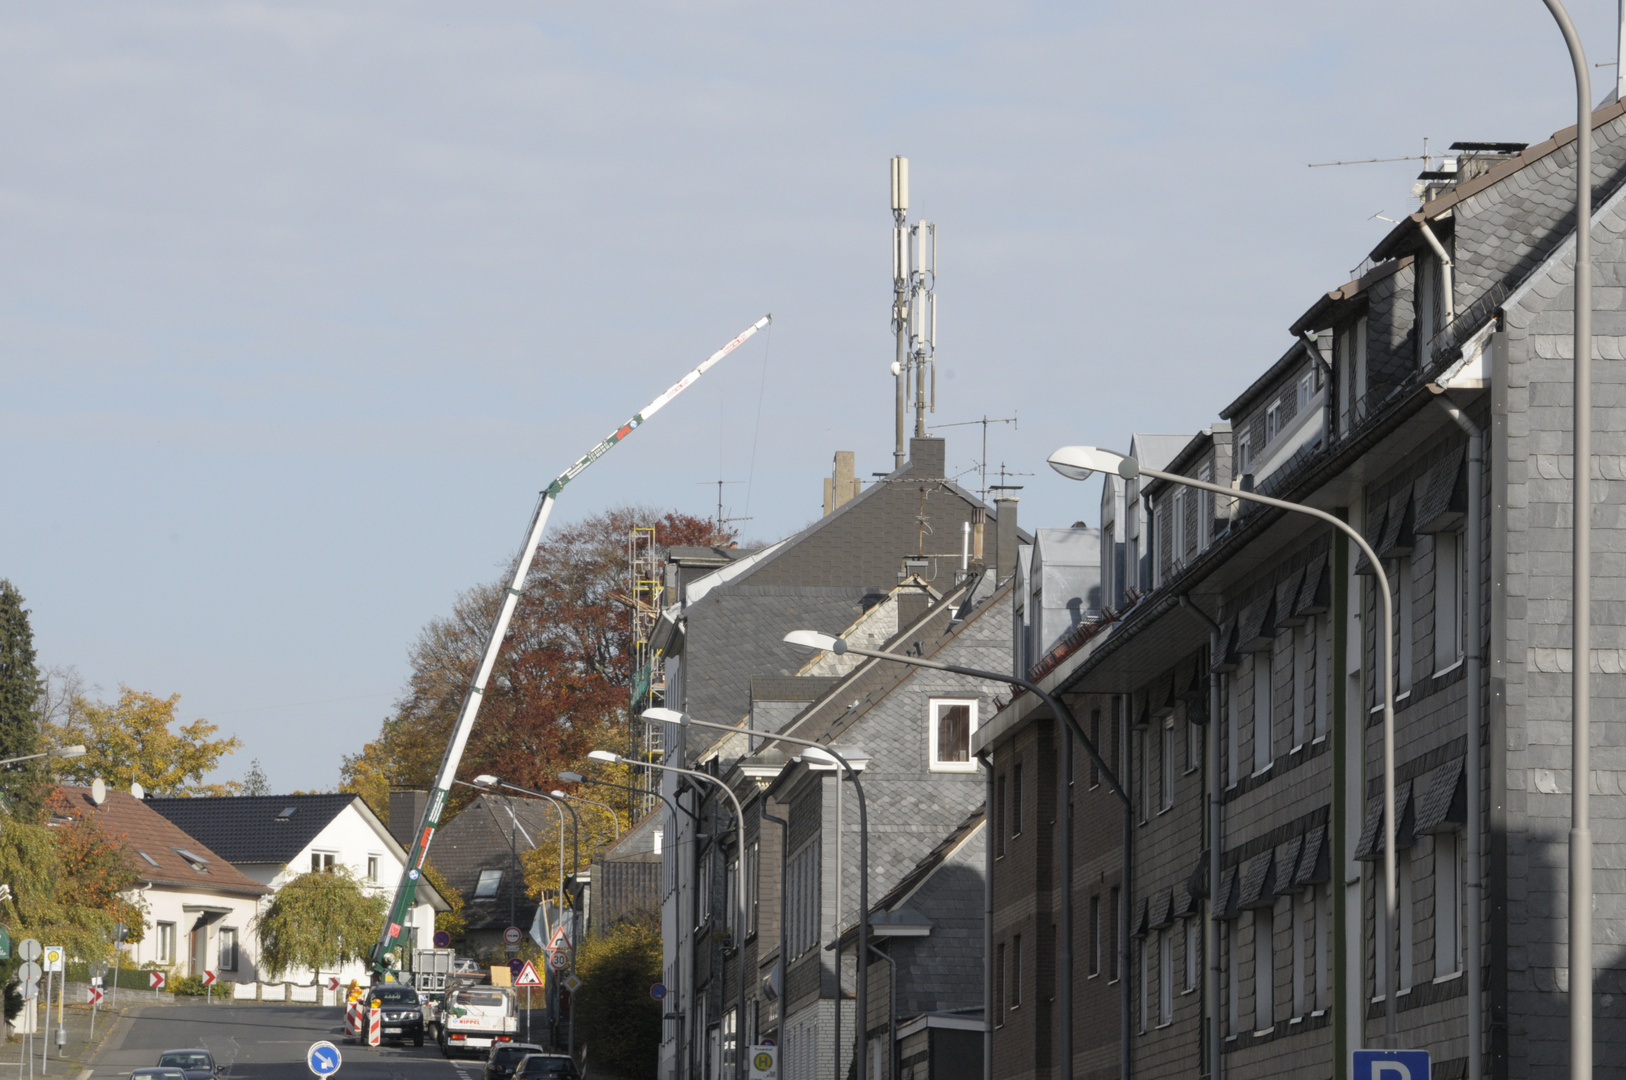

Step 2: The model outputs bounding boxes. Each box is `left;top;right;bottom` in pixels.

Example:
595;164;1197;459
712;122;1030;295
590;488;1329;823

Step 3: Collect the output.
1417;253;1442;357
1265;399;1283;445
1297;372;1315;413
1236;434;1254;477
1336;315;1369;435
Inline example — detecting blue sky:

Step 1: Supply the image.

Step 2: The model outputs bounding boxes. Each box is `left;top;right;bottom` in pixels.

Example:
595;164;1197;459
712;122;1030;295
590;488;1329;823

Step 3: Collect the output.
1;0;1615;791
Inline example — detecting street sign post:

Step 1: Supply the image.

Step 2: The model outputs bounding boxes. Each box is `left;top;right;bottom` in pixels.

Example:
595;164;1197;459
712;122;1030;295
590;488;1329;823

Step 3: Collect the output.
748;1045;778;1080
503;926;522;946
562;974;581;993
307;1041;342;1077
1352;1050;1430;1080
507;958;524;978
650;983;667;1001
149;971;166;990
433;930;451;949
514;962;542;987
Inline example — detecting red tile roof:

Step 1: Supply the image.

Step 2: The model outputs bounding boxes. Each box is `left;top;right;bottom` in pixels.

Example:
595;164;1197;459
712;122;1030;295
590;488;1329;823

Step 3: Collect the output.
54;786;269;897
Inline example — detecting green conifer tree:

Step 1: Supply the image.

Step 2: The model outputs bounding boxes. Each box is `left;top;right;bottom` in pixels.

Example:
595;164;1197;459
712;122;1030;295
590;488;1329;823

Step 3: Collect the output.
0;580;43;817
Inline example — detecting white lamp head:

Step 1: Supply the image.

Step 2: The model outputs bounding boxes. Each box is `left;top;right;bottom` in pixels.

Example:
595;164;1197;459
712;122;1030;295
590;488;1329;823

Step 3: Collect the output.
50;745;87;759
559;771;585;784
587;750;620;764
550;790;568;799
783;629;844;653
472;774;500;787
642;707;685;725
1047;445;1138;481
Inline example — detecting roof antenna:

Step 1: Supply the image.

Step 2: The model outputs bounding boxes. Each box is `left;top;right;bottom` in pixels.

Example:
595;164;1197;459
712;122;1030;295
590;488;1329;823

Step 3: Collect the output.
890;157;938;468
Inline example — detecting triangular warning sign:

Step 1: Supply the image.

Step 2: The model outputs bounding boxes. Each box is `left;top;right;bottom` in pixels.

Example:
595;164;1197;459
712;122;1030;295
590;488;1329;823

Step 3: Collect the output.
548;926;570;950
514;960;543;987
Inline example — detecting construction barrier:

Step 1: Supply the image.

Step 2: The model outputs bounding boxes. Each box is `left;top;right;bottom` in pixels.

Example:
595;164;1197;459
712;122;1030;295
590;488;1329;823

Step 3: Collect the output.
346;1000;362;1037
367;1002;381;1047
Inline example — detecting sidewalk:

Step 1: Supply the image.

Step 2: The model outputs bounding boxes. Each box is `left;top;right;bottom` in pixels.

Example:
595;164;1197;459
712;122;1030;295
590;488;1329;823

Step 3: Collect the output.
4;997;123;1080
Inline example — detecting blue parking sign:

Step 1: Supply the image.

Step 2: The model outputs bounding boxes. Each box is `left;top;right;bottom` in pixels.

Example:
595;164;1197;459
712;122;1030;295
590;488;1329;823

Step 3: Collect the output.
1353;1050;1429;1080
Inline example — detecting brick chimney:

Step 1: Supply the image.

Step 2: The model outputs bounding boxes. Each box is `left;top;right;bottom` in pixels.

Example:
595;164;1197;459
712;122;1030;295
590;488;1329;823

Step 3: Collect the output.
388;788;428;849
994;496;1019;583
823;451;862;515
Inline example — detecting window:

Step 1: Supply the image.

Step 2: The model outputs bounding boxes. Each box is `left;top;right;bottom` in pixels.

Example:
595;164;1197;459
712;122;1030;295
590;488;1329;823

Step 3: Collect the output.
1297;371;1315;413
995;942;1007;1022
1399;850;1414;991
1012;934;1023;1008
1435;532;1465;671
311;852;336;874
1396;557;1414;694
1185;703;1202;774
1316;883;1332;1012
1158;928;1173;1025
1289;627;1305;749
474;869;502;899
1265;398;1282;445
929;699;978;771
1109;886;1121;982
725;856;738;934
157;922;176;965
1112;697;1124;783
1226;673;1239;787
1254;910;1274;1031
1090;709;1102;788
1236;434;1253;477
748;842;760;936
1090;895;1102;977
366;855;380;882
1172;488;1186;567
1160;722;1174;812
1418;255;1440;350
1436;833;1464;978
1012;760;1024;836
1138;938;1149;1034
1252;654;1273;774
1198;463;1214;548
1226;922;1239;1036
787;840;821;956
1136;728;1149;824
1293;892;1308;1016
1184;916;1200;992
1316;613;1333;742
218;927;238;972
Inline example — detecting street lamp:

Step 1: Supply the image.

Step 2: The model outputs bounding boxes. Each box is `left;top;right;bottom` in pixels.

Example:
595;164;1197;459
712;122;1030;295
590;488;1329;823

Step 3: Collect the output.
1049;443;1402;1047
783;630;1129;1080
1534;4;1594;1077
0;745;87;768
559;770;696;826
590;749;750;1080
640;707;871;1080
551;790;622;841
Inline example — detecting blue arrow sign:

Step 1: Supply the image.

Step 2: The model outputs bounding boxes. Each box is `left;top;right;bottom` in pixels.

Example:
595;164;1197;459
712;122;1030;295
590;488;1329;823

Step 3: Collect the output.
308;1041;342;1077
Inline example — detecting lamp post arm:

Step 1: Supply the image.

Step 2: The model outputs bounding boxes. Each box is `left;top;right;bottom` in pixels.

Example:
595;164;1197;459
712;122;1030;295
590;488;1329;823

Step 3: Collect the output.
566;795;622;840
835;644;1129;808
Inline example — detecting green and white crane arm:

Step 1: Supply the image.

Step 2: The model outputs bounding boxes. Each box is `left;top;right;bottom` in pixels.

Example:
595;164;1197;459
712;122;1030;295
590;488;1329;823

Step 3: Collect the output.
372;314;771;972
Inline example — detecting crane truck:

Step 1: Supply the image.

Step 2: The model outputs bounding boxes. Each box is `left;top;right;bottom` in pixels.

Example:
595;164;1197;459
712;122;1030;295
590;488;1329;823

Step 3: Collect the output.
370;315;771;978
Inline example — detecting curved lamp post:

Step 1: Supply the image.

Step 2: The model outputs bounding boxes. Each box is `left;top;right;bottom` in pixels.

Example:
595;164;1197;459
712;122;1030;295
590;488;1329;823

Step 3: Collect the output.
0;745;86;768
640;707;871;1080
590;749;749;1080
784;629;1129;1080
1048;443;1401;1047
559;769;696;826
551;789;622;841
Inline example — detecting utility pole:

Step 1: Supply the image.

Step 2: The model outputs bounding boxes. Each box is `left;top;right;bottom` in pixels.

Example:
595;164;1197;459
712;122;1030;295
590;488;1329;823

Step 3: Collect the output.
891;157;909;471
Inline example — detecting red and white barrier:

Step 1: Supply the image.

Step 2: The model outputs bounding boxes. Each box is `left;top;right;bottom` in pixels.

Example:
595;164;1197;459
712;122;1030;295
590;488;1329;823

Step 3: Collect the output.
367;1002;381;1047
345;1000;362;1037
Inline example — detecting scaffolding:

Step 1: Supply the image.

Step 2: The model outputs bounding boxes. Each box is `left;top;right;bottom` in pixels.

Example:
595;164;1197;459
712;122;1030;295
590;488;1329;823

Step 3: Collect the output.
627;525;665;819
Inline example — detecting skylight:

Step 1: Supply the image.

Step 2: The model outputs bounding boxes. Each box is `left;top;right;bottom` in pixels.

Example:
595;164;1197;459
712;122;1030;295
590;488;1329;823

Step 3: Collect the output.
276;807;296;820
138;850;159;867
174;848;209;865
474;869;503;899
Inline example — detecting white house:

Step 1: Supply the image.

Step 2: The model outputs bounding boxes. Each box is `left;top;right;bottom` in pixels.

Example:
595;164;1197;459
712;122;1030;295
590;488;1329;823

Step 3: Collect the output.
59;784;270;981
148;793;447;984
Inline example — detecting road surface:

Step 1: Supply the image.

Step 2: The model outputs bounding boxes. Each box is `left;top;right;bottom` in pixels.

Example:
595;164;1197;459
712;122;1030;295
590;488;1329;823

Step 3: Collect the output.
87;1006;483;1080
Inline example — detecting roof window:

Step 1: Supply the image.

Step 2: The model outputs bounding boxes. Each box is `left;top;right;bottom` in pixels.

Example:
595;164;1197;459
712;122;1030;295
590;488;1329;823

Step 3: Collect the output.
137;850;159;867
276;807;296;820
174;848;209;866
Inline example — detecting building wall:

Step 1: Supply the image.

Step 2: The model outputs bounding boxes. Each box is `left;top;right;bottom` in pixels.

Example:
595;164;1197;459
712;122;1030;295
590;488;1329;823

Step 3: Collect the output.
122;886;263;982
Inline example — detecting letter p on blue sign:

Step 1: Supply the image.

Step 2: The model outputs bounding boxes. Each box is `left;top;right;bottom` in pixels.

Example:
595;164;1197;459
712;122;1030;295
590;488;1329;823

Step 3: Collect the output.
1353;1050;1429;1080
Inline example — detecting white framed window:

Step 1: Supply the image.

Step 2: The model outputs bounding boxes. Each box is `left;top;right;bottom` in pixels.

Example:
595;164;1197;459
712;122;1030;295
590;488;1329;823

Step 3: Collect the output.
1316;883;1332;1011
1265;398;1283;444
474;869;502;899
1136;728;1149;825
1237;434;1254;477
1435;833;1464;978
1254;910;1274;1031
366;855;380;882
1297;371;1315;413
1158;928;1173;1025
1289;627;1305;749
1172;488;1186;567
1396;557;1414;694
748;841;760;936
156;921;176;965
1185;703;1201;775
1316;612;1332;742
218;927;238;972
1435;532;1465;671
1293;892;1309;1016
1197;462;1214;549
1252;654;1273;774
787;839;821;956
1354;316;1369;420
1225;673;1240;788
1184;916;1199;993
928;699;978;772
725;856;738;934
1160;722;1174;812
310;851;336;874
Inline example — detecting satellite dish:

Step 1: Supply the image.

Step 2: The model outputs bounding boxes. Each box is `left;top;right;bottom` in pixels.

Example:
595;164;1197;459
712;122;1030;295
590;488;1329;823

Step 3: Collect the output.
90;778;106;805
130;782;145;800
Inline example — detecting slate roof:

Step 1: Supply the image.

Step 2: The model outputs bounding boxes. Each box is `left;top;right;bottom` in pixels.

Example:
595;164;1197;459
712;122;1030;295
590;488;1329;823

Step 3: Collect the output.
428;794;557;931
56;786;269;897
148;794;368;866
837;807;985;945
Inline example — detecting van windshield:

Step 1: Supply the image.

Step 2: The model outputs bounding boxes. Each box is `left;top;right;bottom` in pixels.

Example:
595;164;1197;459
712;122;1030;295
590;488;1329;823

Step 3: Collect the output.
458;990;508;1008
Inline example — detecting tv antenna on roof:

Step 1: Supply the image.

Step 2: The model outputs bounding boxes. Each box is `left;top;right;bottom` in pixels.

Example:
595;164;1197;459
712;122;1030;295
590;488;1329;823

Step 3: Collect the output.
931;412;1017;504
697;479;751;538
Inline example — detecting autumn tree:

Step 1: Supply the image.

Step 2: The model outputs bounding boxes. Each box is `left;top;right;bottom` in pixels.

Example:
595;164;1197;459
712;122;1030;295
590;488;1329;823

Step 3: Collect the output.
255;868;387;978
341;506;726;821
0;581;44;816
573;915;662;1079
44;687;242;796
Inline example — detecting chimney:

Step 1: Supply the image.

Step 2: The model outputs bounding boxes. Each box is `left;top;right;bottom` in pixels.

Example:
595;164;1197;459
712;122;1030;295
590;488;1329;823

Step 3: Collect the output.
823;451;862;515
993;496;1019;583
388;788;428;849
906;437;946;478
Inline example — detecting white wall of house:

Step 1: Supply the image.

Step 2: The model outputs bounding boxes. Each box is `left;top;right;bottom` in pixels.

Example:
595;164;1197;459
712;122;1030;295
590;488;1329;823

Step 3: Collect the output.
121;886;263;982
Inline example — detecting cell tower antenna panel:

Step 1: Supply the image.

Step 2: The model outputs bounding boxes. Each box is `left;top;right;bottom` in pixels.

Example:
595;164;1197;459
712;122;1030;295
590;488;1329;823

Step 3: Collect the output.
369;313;770;976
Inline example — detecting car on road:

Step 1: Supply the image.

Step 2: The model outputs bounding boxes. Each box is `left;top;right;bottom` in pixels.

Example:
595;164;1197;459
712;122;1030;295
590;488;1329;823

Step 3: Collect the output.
368;984;426;1046
156;1050;218;1080
130;1069;186;1080
484;1043;546;1080
513;1054;579;1080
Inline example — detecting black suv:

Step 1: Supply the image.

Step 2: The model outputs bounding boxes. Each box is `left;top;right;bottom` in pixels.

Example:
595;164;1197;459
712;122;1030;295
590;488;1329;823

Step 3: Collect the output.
369;984;426;1046
514;1054;579;1080
484;1043;547;1080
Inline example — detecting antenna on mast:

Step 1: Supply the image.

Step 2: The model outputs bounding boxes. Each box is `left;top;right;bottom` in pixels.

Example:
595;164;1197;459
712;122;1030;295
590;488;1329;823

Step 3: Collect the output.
890;157;938;467
931;412;1017;503
697;479;750;539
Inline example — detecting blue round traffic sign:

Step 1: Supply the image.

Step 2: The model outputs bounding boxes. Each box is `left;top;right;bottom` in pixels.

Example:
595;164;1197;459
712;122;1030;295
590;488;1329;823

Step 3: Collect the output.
307;1041;342;1077
651;983;667;1001
433;930;451;949
508;958;524;976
